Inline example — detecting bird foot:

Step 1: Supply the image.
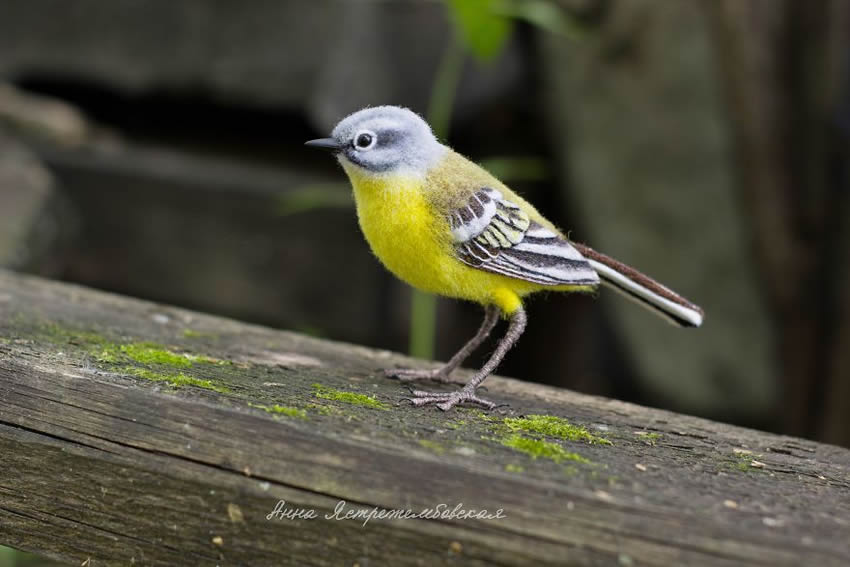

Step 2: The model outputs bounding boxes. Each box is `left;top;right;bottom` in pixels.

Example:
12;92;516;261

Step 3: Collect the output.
383;367;454;383
403;387;497;411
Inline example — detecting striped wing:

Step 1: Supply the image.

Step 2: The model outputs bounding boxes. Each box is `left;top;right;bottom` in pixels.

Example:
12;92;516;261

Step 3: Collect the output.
448;188;599;286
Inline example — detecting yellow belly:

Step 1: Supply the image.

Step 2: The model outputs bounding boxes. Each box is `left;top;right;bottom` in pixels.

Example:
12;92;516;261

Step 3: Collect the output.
345;167;592;314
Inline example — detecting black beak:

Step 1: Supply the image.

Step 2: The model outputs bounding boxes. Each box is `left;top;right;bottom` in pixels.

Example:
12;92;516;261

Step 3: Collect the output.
305;138;343;152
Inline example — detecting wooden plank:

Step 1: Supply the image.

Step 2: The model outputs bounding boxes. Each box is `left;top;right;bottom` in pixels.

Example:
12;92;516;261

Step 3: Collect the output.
0;269;848;566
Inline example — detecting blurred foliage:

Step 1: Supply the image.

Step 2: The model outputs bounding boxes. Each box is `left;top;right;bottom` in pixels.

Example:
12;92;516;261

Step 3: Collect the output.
425;36;465;146
0;547;13;567
493;0;585;39
0;546;64;567
446;0;514;61
276;183;351;216
478;156;548;182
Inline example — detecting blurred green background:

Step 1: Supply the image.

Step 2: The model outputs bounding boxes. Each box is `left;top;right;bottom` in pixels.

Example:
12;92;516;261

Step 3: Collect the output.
0;547;63;567
0;0;848;561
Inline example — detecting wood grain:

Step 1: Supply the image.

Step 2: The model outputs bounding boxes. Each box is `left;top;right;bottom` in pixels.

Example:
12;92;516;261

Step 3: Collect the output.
0;270;848;566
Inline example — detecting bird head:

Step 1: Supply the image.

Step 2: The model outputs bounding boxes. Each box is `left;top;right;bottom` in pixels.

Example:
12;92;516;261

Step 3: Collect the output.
305;106;446;177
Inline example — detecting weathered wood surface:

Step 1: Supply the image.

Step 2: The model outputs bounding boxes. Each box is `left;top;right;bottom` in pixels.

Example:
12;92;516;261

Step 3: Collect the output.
0;270;848;566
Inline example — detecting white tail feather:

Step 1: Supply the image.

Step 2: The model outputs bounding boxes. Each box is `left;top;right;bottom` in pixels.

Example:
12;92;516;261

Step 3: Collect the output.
587;260;704;328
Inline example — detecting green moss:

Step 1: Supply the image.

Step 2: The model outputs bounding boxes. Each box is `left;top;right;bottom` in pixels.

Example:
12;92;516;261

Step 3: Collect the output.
42;323;111;347
122;366;230;393
182;329;218;339
717;450;764;474
636;432;662;445
35;322;231;393
444;418;469;430
418;439;447;454
120;342;194;367
39;322;226;368
726;452;765;473
465;409;498;421
311;383;389;410
249;403;307;419
270;405;307;418
168;374;228;392
501;434;590;464
94;349;118;363
503;415;611;445
504;463;525;473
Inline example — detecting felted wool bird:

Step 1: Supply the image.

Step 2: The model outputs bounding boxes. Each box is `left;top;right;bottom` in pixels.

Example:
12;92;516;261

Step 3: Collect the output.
306;106;703;411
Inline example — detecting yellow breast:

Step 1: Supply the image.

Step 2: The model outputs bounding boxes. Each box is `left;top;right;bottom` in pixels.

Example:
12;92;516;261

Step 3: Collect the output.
347;169;449;294
343;163;550;313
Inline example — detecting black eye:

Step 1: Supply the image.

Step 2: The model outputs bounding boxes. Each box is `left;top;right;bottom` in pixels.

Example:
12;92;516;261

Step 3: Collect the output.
355;132;374;149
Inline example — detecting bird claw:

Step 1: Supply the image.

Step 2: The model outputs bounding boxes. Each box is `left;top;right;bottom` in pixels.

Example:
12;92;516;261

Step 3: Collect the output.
402;388;497;411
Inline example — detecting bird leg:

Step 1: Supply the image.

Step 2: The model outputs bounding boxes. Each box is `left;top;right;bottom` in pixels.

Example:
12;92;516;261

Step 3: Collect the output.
405;307;527;411
384;304;500;383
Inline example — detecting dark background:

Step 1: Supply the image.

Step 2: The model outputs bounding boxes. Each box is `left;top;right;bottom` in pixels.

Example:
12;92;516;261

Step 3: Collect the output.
0;0;848;487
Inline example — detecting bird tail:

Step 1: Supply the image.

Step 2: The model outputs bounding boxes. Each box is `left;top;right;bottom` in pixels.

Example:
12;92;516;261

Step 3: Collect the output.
572;243;704;328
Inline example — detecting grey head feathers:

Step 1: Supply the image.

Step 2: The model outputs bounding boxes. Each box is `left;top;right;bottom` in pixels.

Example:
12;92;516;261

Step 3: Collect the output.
330;106;447;175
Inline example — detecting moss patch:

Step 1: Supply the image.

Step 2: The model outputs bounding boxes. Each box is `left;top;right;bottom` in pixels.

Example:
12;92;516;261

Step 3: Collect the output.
504;463;525;473
94;349;119;363
182;329;218;339
42;323;111;348
123;342;225;367
501;435;590;464
269;405;307;419
37;321;231;394
249;403;307;419
636;432;662;445
43;322;224;368
503;415;611;445
726;451;765;473
312;383;389;410
463;409;498;422
122;367;230;394
121;343;194;367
